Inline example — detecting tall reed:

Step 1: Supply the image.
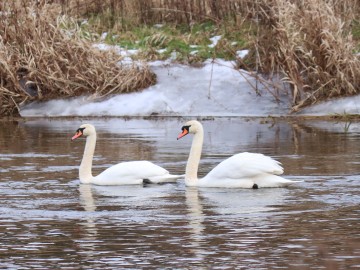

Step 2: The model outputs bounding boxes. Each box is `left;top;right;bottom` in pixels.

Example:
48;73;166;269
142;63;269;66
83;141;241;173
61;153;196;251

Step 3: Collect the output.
1;0;359;116
250;0;360;110
57;0;360;111
0;1;155;117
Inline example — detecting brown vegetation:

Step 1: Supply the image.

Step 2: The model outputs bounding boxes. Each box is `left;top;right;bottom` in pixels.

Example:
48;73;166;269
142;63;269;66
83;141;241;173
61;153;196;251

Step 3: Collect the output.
0;1;156;117
1;0;360;116
50;0;360;112
250;0;360;111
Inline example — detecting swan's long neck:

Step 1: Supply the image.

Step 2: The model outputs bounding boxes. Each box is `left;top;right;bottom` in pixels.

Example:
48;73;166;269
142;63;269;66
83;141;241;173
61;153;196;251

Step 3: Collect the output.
185;127;203;186
79;133;96;184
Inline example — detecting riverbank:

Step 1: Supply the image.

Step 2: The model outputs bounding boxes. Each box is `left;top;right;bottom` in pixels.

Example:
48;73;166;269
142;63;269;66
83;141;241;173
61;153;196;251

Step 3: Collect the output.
17;58;360;118
1;0;360;117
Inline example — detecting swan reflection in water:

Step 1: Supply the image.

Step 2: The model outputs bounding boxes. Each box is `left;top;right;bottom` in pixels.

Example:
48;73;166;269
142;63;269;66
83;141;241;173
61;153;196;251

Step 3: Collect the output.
185;187;206;260
78;183;179;258
196;187;289;216
184;185;290;260
78;181;290;261
78;184;99;258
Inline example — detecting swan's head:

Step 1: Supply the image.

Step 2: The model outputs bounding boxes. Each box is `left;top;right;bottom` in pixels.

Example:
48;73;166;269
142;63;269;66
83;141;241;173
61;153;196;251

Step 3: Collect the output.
177;120;202;140
71;124;96;140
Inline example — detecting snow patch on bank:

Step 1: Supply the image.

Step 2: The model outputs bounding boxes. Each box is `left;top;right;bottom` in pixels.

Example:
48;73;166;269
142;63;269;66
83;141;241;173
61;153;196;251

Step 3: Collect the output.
20;41;360;117
21;60;291;117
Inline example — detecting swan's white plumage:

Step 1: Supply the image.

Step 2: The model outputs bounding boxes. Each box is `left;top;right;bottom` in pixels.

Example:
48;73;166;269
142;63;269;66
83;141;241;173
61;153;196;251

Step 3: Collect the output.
206;152;283;179
178;120;300;188
72;123;180;185
90;160;178;185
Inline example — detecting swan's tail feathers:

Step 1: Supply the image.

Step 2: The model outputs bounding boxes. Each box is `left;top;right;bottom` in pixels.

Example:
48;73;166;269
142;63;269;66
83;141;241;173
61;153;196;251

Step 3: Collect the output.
279;179;303;187
273;168;284;175
148;174;184;184
286;180;304;184
256;175;303;188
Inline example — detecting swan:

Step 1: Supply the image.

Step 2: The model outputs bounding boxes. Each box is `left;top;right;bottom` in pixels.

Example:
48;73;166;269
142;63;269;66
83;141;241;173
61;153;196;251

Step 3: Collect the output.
177;120;300;188
72;123;181;185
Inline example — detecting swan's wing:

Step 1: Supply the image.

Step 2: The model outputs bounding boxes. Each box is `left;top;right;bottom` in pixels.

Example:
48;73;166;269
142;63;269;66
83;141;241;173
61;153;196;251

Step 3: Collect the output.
94;161;177;185
205;152;284;180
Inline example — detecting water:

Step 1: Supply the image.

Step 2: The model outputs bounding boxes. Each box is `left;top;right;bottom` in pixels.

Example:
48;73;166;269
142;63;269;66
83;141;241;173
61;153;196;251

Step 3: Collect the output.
0;117;359;269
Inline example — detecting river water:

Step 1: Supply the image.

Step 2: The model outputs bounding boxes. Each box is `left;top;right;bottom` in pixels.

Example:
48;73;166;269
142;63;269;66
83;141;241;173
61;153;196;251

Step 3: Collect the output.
0;117;359;269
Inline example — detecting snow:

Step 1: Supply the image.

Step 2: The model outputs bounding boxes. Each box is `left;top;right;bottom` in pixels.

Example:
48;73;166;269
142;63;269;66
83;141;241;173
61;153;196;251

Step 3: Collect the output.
298;95;360;116
236;50;249;59
21;59;291;117
92;44;138;58
19;42;360;118
208;35;222;48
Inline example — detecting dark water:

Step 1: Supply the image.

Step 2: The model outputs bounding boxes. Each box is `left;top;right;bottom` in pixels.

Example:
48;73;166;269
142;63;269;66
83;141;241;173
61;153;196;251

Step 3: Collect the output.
0;117;359;269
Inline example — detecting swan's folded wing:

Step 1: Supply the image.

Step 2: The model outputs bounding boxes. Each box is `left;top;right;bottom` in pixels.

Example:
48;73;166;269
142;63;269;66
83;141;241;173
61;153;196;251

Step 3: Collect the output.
95;160;173;185
205;152;284;180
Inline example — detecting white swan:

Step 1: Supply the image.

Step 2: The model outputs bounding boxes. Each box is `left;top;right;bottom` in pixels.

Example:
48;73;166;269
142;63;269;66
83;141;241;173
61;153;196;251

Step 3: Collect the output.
177;120;300;188
72;123;181;185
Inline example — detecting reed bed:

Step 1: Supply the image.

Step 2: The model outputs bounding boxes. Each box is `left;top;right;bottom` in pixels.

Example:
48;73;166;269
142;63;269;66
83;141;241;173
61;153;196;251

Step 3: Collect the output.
56;0;360;28
250;0;360;111
57;0;360;112
0;1;155;117
1;0;359;116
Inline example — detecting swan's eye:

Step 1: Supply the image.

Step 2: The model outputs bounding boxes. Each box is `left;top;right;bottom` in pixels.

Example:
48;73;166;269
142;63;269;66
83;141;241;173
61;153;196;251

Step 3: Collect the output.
72;127;86;141
182;125;191;132
177;125;191;140
75;127;85;134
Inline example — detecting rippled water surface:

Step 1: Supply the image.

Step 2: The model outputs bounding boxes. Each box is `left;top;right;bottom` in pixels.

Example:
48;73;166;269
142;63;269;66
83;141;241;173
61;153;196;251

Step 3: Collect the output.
0;117;359;269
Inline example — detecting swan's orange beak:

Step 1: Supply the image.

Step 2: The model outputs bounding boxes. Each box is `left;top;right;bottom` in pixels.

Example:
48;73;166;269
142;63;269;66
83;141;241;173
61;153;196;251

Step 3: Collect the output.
177;129;189;140
71;131;82;141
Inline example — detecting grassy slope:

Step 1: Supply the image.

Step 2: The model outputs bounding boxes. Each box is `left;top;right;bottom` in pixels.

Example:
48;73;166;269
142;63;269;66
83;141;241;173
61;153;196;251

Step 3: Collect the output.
81;17;255;64
83;15;360;64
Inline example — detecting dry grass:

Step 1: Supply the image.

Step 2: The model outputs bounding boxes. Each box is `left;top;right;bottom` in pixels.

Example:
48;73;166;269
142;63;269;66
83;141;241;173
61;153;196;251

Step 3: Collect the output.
0;1;155;117
57;0;360;112
247;0;360;111
1;0;359;116
55;0;251;25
